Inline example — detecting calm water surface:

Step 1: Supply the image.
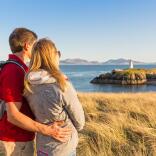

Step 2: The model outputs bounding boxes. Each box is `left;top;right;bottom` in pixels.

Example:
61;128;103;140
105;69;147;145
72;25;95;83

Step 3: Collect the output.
60;65;156;92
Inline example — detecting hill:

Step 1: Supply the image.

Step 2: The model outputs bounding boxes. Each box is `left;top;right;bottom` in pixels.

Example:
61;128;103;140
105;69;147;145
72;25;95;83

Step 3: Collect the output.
102;58;144;65
60;58;146;65
60;59;100;65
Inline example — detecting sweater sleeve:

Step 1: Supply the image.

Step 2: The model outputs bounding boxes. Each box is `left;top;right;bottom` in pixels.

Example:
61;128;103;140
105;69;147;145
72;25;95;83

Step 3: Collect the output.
62;82;85;131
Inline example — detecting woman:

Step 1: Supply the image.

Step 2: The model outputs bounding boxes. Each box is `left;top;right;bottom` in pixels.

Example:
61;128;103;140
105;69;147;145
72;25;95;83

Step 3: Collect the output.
24;38;85;156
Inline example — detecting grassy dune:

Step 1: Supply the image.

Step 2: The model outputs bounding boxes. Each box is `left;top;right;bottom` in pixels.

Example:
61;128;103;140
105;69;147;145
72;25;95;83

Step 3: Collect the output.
77;92;156;156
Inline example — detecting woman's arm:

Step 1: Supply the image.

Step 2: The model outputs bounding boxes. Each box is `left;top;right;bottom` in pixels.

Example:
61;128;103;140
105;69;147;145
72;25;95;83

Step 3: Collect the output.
62;83;85;131
6;102;71;142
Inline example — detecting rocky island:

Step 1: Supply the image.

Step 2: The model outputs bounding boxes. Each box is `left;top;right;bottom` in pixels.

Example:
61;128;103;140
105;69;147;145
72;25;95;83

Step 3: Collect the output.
90;68;156;85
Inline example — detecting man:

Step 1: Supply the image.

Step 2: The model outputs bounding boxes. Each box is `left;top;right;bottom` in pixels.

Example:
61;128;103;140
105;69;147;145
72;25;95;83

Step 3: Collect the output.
0;28;71;156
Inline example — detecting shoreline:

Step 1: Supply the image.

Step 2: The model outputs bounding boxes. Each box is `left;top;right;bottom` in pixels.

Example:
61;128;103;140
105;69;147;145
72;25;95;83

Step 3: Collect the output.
91;68;156;85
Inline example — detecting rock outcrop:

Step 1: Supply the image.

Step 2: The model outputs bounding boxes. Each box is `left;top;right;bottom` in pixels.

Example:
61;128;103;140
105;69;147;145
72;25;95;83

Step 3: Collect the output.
91;69;156;85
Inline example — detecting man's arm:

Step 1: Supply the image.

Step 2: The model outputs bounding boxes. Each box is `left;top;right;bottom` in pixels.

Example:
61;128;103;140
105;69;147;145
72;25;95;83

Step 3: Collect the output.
6;102;71;142
2;64;71;142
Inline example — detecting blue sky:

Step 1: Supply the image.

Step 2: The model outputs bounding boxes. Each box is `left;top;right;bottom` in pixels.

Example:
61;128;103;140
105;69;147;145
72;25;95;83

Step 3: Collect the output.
0;0;156;62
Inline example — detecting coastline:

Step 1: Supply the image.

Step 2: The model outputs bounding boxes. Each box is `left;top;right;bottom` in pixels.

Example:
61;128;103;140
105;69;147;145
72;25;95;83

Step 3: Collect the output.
61;64;156;92
90;68;156;85
147;80;156;85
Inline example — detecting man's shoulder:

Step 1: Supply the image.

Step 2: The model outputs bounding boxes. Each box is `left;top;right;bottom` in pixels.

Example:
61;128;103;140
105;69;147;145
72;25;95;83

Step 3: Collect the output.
2;63;24;76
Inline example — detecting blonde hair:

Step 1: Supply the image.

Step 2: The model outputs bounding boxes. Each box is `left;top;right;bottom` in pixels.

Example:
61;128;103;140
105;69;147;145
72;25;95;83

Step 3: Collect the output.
25;38;68;93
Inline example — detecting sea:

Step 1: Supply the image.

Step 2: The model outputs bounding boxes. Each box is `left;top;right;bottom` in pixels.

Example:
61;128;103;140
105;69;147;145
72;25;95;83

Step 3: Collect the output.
60;65;156;93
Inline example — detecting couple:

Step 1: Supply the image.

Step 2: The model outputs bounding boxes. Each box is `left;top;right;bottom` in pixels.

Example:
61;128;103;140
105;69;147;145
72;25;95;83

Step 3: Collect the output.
0;28;85;156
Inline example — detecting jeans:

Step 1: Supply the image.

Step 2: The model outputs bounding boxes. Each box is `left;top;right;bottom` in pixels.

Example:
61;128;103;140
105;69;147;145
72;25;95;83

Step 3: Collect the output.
0;140;34;156
37;149;76;156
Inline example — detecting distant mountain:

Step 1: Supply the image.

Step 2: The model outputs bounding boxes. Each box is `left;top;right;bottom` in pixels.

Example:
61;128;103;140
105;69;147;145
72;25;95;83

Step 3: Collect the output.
60;58;149;65
60;58;100;65
102;58;145;65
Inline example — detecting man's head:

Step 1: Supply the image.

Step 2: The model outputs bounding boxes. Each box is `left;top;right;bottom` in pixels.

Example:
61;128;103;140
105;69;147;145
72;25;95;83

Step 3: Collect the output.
9;28;38;58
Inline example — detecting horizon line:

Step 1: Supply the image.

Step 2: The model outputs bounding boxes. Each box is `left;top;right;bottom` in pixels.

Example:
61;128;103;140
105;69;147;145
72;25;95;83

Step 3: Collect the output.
60;58;156;64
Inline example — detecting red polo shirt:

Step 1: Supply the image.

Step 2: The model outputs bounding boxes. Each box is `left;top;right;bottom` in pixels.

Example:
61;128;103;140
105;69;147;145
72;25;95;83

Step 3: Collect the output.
0;54;35;142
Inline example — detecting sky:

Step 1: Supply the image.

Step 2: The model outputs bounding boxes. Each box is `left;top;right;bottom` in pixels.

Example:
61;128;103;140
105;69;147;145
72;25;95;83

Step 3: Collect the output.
0;0;156;62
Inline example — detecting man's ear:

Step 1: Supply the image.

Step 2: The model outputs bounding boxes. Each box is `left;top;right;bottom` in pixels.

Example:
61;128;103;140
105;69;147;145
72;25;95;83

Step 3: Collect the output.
23;43;30;51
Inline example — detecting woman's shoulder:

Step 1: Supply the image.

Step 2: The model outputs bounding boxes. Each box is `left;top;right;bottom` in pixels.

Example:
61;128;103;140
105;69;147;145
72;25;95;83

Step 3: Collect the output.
61;81;77;100
26;82;62;104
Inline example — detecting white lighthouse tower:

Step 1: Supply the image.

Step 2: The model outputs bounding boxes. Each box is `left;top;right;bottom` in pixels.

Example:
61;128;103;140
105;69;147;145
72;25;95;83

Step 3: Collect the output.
129;59;134;69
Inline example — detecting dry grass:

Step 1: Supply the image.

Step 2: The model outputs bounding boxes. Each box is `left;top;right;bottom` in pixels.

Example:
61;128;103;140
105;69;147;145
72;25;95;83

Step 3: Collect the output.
77;92;156;156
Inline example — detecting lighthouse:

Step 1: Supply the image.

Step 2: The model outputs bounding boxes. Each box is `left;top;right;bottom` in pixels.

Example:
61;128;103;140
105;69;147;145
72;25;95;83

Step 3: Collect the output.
129;60;134;69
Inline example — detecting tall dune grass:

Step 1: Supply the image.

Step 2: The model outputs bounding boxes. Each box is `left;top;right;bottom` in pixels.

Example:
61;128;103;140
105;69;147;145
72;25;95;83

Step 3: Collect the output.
77;92;156;156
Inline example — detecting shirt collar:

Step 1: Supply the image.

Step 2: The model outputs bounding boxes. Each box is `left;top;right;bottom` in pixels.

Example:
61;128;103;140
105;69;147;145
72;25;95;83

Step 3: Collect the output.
8;54;28;71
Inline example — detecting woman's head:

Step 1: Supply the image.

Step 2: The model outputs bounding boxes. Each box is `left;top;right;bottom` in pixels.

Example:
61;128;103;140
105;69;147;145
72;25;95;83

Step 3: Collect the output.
25;38;67;92
30;38;60;70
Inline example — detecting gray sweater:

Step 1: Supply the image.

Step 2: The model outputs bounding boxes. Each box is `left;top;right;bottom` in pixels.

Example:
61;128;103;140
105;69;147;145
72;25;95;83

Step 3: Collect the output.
25;70;85;156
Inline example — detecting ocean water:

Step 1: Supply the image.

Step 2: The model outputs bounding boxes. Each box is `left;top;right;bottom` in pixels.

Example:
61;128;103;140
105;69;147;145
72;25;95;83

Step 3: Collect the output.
60;65;156;93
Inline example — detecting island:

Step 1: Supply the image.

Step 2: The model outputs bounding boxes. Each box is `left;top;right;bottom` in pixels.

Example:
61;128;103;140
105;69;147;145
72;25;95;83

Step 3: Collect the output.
90;68;156;85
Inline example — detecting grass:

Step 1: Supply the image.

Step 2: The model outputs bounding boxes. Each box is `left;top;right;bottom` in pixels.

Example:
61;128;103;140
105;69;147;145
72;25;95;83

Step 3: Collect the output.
118;68;156;74
114;68;156;77
77;92;156;156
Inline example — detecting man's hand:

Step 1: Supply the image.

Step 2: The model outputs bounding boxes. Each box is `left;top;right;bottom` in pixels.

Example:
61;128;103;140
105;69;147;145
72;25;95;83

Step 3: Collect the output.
6;102;72;142
43;121;72;143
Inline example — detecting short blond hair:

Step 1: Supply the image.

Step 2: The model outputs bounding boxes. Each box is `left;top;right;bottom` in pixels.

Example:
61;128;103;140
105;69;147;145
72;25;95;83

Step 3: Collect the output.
9;28;37;53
